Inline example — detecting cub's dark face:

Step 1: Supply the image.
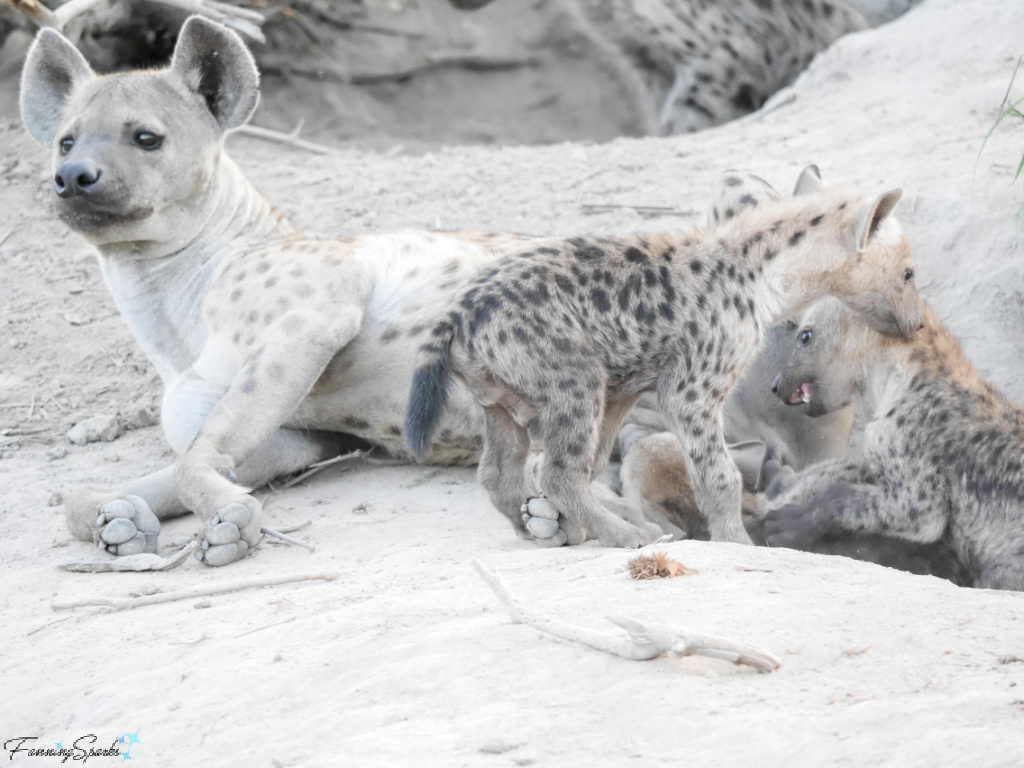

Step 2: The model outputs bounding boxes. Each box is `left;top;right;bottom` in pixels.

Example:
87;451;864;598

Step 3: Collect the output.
773;299;862;417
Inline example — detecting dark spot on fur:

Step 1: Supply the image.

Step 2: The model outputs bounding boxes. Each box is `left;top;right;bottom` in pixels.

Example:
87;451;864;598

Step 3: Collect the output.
624;247;647;263
574;243;605;261
789;230;806;246
381;328;399;343
731;83;758;112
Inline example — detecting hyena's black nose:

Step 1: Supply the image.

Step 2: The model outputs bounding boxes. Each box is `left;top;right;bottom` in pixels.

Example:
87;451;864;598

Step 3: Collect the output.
54;161;101;199
771;374;781;394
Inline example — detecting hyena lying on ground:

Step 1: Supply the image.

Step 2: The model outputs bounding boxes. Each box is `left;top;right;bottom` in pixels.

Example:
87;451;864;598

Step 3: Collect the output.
761;294;1024;590
406;173;924;548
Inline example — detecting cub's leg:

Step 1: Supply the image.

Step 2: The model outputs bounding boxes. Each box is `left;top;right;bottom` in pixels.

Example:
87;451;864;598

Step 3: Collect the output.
537;392;652;548
660;387;751;545
175;307;364;566
760;460;947;550
66;429;343;557
521;394;661;545
476;404;575;546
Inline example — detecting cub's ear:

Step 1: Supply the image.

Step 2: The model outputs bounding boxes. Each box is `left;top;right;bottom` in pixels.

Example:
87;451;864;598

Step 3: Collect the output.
849;188;903;252
169;15;260;131
20;28;95;146
793;164;824;196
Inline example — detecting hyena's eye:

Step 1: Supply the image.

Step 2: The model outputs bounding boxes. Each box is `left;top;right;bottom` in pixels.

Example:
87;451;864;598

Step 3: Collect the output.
133;131;163;151
59;136;74;155
798;329;813;347
903;268;914;283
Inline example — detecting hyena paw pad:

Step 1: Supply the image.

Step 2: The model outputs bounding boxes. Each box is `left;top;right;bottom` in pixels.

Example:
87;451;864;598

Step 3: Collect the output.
196;500;261;567
95;496;160;556
520;496;569;547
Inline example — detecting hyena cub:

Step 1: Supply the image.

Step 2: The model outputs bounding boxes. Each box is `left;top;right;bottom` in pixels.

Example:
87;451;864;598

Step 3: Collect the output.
406;169;923;548
762;296;1024;590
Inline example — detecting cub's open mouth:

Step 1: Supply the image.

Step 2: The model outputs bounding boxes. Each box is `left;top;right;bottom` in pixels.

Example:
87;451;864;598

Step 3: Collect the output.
788;382;812;405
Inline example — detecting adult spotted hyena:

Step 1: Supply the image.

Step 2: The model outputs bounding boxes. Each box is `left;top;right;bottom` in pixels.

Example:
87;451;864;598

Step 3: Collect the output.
20;18;554;566
406;171;923;548
761;296;1024;590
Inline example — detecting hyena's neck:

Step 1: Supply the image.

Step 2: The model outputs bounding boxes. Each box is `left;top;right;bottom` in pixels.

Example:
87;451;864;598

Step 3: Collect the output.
869;302;985;411
93;156;298;382
711;195;853;332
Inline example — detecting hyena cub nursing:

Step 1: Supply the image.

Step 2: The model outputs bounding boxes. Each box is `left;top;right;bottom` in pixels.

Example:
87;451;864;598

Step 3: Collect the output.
407;173;923;548
762;297;1024;590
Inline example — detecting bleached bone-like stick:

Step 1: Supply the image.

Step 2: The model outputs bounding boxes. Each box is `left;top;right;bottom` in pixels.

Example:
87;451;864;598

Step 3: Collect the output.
52;572;338;612
144;0;266;42
472;560;780;673
278;449;366;489
235;121;339;157
3;0;104;29
261;527;315;552
60;541;199;573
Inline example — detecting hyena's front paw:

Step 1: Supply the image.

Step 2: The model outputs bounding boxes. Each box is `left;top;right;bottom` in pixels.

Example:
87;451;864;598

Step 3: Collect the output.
65;488;161;555
196;499;262;567
762;503;825;550
520;495;584;547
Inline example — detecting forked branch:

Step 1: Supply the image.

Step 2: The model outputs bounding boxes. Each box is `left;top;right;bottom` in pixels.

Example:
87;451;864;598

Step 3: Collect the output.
472;559;780;673
3;0;266;41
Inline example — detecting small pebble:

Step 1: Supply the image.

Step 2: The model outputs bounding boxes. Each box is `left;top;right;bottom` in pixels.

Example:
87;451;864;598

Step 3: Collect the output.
479;738;518;755
47;492;64;507
193;599;212;609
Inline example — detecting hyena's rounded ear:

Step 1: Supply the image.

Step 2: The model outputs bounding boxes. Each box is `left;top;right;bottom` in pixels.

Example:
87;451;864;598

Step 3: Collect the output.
793;164;824;196
169;16;260;132
20;28;95;147
849;188;903;252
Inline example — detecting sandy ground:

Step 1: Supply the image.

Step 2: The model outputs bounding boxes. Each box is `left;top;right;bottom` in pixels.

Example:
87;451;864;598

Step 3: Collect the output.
2;0;1024;764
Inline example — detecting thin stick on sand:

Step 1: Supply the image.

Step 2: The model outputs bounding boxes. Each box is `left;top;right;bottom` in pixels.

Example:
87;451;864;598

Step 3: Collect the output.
52;572;338;612
472;560;780;673
261;527;315;552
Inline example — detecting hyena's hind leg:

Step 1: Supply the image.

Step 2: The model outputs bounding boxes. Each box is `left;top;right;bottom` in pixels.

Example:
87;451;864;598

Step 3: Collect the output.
538;391;653;548
476;404;572;547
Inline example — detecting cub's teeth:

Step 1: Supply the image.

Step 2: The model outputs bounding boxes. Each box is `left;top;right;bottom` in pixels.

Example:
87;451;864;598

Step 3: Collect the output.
800;383;812;403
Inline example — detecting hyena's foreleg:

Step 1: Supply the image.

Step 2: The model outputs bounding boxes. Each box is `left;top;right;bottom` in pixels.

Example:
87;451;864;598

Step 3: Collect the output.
760;459;947;549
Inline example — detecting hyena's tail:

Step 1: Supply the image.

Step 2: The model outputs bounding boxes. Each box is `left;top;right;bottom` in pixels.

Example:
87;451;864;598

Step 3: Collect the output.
405;319;458;461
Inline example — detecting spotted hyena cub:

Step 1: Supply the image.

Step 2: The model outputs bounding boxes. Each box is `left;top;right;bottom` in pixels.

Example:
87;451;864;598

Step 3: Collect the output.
406;168;923;548
761;296;1024;590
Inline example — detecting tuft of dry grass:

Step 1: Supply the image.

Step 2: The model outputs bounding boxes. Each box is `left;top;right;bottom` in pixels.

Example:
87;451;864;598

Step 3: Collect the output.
627;550;698;580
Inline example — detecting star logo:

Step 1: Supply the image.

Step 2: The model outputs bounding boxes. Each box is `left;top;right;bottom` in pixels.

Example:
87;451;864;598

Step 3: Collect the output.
122;752;133;762
54;741;63;750
118;735;126;745
126;730;142;747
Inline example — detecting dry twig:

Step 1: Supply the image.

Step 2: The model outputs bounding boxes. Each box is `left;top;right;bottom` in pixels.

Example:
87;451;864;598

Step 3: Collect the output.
473;560;780;672
59;541;200;572
52;571;338;611
259;50;539;86
235;121;339;156
3;0;266;41
279;449;367;490
261;526;315;552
